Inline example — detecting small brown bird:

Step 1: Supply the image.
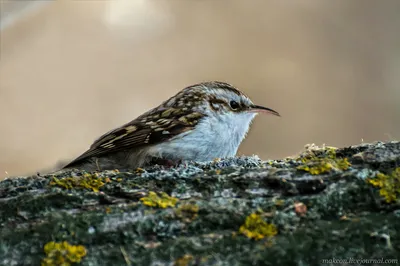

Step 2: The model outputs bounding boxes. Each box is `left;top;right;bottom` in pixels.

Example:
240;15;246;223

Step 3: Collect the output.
63;81;280;170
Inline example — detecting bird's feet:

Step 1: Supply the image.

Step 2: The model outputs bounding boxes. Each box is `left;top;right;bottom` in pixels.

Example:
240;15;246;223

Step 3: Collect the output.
149;158;183;168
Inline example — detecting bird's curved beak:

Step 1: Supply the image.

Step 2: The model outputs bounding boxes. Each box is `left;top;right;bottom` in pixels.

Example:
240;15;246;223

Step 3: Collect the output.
249;105;280;116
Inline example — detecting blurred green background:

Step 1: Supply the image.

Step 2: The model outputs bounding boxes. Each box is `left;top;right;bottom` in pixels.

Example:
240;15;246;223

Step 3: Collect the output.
0;0;399;178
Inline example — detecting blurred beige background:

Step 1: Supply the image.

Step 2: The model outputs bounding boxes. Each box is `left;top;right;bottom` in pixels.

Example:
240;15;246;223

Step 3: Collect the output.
0;0;399;179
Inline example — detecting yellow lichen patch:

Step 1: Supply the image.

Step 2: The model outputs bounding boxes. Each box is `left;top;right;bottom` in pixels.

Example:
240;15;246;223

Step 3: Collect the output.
296;147;351;175
274;199;285;207
50;173;105;192
367;168;400;203
239;213;277;240
174;254;194;266
41;241;87;266
213;158;221;163
140;191;178;208
135;168;145;174
175;203;199;222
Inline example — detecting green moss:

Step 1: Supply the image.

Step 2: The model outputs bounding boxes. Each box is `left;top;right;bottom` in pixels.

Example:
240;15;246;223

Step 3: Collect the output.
140;191;179;208
41;241;87;266
239;213;277;240
297;147;351;175
367;167;400;203
50;173;106;192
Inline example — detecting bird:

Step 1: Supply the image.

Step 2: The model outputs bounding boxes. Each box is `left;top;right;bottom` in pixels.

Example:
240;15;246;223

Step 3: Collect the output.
62;81;280;171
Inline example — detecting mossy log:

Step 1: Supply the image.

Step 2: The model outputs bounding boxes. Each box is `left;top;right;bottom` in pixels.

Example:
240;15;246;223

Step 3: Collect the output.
1;142;400;265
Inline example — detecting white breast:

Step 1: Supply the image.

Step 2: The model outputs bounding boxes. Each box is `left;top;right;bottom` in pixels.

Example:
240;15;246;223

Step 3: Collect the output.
149;112;257;162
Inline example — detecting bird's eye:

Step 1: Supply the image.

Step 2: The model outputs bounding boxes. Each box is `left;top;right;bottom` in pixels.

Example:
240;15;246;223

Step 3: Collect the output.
229;100;240;110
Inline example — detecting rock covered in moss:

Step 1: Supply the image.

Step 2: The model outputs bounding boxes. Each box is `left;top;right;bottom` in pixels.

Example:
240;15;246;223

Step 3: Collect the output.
0;141;399;265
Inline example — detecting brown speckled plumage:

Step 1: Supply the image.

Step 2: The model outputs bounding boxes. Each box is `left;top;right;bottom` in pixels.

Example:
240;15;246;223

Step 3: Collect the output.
63;81;279;170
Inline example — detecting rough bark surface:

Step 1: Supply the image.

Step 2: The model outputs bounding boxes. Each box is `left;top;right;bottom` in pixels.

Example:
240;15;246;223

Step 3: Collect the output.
1;142;400;266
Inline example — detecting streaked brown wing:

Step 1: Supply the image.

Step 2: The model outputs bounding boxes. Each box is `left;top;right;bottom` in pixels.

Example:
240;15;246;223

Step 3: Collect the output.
63;109;204;168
